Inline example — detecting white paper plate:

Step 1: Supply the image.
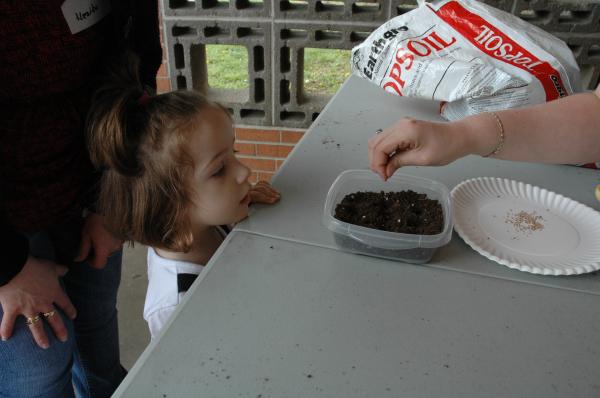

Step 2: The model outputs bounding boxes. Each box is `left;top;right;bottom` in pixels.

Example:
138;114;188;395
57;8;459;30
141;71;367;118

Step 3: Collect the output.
451;177;600;275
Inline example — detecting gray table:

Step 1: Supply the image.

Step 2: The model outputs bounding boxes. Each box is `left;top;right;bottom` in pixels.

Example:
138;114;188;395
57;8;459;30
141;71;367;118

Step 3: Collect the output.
113;76;600;397
237;75;600;294
114;232;600;397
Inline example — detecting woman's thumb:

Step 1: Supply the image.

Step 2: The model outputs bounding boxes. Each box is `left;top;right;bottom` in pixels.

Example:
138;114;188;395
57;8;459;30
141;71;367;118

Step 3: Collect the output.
384;150;415;179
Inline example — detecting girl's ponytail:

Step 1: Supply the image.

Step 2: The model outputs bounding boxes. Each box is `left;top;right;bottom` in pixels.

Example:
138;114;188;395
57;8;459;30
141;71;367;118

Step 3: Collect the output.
86;53;149;176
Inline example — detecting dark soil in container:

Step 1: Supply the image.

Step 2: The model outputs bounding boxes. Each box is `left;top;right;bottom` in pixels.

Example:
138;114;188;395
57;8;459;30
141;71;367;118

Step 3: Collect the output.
334;190;444;234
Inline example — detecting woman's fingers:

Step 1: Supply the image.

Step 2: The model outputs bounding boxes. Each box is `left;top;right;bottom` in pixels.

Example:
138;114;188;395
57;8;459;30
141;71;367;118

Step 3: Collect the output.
368;131;389;179
370;118;443;180
370;136;412;180
0;308;17;341
53;289;77;320
1;306;67;346
385;154;405;180
0;257;75;347
42;308;68;343
50;264;77;320
25;314;49;349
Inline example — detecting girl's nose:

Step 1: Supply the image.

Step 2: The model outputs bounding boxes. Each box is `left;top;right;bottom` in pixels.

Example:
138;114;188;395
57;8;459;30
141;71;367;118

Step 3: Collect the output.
236;160;251;184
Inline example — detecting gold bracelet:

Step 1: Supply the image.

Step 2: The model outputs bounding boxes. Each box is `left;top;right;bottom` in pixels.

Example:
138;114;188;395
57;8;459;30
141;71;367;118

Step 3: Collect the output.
483;112;505;158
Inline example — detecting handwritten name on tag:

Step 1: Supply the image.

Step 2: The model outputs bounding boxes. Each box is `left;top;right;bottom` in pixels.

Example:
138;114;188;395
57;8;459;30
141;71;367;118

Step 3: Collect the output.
62;0;111;35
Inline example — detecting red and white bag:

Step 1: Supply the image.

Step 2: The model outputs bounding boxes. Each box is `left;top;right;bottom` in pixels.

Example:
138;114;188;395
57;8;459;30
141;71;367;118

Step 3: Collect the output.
351;0;581;121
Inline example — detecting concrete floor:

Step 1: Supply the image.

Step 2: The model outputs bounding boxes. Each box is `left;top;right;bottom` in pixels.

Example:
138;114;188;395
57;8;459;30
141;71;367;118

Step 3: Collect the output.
117;243;151;369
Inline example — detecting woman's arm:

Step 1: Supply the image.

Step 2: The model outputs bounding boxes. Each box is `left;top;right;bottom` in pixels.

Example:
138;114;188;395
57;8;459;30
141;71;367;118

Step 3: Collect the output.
369;85;600;180
460;85;600;164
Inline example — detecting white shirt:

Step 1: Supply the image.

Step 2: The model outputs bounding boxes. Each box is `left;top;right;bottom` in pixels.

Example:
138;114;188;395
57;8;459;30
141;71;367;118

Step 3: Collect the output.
143;226;228;339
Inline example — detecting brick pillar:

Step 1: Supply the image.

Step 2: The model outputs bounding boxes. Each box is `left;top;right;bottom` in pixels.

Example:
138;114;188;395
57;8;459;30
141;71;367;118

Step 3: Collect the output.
235;128;304;182
156;9;171;94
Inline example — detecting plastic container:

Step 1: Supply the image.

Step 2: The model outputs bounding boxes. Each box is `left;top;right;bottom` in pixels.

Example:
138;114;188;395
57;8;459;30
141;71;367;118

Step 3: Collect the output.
323;170;453;263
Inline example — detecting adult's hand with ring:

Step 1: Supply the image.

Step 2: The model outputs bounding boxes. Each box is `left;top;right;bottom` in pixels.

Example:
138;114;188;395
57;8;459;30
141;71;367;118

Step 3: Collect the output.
74;212;123;269
0;256;76;348
368;117;473;181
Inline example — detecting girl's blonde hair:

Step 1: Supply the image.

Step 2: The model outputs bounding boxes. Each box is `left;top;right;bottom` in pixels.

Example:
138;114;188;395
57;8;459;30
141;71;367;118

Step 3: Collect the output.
87;54;212;252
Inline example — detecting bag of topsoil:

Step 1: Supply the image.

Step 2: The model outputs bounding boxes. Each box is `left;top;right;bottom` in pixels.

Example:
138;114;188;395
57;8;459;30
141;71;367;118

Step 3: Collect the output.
351;0;581;120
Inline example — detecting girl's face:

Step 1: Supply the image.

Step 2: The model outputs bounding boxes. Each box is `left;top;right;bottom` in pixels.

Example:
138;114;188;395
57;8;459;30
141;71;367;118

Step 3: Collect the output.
187;106;251;228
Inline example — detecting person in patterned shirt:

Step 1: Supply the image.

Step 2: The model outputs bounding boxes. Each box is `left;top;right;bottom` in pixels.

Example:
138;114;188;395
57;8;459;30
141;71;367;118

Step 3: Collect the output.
0;1;161;397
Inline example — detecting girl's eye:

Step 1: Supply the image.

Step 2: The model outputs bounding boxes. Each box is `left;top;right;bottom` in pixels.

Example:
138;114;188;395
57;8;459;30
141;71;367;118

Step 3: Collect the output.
213;164;225;177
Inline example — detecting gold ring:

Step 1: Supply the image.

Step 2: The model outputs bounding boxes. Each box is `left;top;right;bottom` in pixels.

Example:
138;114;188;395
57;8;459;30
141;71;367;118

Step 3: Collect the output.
25;315;41;326
42;310;56;318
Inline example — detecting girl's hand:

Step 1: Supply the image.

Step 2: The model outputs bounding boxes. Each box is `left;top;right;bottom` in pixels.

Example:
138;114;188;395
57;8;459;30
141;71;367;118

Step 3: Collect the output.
368;118;468;181
249;181;281;204
0;256;77;348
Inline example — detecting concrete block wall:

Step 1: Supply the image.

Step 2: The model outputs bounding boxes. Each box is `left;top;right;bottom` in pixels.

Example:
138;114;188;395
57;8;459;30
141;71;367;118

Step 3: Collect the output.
273;22;372;126
164;19;272;126
158;0;600;181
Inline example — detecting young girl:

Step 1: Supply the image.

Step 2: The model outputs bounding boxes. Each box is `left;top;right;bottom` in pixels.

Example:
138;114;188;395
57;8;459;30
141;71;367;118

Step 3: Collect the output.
86;56;280;338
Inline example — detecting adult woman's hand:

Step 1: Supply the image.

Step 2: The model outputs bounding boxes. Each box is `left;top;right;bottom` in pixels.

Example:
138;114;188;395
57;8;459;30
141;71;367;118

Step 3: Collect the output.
368;117;474;181
74;212;124;269
0;256;76;348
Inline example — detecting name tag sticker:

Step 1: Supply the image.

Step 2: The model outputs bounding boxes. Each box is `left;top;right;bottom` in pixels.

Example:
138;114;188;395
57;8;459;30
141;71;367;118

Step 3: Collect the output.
61;0;111;34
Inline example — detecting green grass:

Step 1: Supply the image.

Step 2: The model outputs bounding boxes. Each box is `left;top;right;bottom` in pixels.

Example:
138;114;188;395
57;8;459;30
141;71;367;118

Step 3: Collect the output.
206;45;249;90
303;48;351;94
205;45;351;94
